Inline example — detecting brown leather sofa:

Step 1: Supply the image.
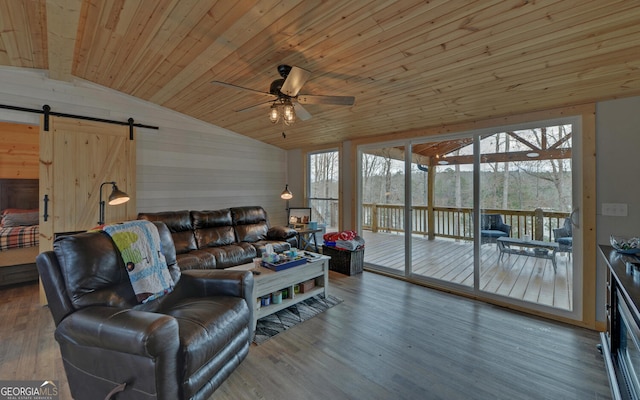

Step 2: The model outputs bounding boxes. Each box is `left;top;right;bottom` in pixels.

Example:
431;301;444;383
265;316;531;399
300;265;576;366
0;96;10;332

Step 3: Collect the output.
138;206;298;270
36;221;254;400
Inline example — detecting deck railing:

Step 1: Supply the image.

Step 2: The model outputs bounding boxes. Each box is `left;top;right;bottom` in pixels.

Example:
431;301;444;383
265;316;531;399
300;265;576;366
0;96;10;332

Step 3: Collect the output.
362;203;569;242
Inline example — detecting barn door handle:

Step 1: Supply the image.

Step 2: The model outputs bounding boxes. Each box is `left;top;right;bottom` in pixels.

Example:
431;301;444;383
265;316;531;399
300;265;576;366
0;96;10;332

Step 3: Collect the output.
43;194;49;222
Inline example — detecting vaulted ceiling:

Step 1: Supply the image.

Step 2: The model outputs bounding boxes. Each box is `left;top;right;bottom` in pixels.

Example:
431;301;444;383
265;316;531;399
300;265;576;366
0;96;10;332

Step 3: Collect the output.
1;0;639;151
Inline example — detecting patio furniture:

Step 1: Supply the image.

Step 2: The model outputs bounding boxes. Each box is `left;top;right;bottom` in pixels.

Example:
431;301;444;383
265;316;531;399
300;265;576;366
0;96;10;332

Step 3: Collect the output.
553;217;573;259
497;236;559;271
480;214;511;244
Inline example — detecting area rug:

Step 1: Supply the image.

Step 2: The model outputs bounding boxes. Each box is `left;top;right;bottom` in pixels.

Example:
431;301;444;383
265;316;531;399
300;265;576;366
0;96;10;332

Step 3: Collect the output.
253;294;343;345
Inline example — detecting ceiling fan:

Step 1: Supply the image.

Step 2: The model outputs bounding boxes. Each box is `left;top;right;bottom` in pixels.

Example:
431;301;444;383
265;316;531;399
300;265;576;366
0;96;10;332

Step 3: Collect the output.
211;64;355;126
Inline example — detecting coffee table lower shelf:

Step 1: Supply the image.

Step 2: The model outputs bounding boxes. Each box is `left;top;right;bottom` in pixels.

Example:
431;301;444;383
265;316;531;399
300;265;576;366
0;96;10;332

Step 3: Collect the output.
255;286;325;320
228;253;330;334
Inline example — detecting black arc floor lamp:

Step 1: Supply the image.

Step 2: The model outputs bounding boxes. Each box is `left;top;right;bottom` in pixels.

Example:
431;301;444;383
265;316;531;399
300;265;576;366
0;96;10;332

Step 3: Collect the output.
98;181;130;225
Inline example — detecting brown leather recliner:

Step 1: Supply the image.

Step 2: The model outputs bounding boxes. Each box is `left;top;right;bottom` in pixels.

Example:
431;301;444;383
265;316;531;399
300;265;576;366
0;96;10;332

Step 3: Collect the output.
36;221;254;400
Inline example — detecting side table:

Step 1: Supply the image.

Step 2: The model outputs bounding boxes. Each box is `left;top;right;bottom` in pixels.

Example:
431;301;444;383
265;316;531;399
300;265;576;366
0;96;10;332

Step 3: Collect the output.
296;228;321;252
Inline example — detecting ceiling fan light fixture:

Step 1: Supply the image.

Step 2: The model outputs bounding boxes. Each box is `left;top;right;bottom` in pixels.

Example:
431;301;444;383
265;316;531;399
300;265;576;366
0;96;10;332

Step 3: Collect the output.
283;102;296;124
213;65;355;130
269;103;280;123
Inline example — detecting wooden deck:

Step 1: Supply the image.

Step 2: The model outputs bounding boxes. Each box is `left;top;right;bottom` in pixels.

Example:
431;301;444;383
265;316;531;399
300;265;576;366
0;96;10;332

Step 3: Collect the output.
360;231;573;310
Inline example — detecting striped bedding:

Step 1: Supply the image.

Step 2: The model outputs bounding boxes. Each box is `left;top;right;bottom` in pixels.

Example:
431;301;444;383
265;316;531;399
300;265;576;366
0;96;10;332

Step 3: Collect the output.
0;225;39;251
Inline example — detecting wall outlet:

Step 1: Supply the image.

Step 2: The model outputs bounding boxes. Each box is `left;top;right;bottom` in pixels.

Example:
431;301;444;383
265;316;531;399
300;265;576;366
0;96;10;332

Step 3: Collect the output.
602;203;628;217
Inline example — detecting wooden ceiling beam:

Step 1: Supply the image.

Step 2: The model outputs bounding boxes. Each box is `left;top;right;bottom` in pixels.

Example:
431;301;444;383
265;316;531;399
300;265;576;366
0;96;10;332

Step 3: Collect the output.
46;0;82;81
435;148;572;166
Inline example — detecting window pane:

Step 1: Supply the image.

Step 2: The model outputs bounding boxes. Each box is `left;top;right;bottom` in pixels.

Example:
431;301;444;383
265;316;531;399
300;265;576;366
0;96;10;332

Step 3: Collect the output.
309;151;339;231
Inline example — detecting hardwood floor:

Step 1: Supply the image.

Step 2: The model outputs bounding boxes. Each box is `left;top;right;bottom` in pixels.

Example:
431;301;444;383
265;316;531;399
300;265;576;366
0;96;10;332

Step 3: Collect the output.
216;271;608;400
0;271;609;400
0;281;70;397
361;231;573;310
0;272;610;400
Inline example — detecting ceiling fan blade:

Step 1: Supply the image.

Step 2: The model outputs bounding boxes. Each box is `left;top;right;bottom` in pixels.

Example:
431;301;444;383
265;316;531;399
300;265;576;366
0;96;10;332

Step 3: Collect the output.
236;101;272;113
297;94;355;106
211;81;275;99
293;102;312;121
280;66;311;97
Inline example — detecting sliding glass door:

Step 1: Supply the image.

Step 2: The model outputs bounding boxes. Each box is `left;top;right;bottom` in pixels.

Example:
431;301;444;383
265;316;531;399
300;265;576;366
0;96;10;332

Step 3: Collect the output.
358;118;580;317
478;126;574;311
409;138;474;287
359;145;406;276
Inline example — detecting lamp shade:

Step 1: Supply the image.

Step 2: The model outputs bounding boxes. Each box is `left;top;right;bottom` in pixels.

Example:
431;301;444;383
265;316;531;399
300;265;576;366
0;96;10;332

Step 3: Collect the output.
98;181;130;225
108;184;130;205
280;184;293;200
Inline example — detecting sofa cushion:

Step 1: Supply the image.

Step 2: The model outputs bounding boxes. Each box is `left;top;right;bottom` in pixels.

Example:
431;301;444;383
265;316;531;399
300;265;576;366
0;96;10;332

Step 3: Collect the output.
192;210;236;248
557;237;573;246
201;243;256;269
235;223;269;243
231;206;269;242
481;230;508;238
177;250;217;270
138;211;197;255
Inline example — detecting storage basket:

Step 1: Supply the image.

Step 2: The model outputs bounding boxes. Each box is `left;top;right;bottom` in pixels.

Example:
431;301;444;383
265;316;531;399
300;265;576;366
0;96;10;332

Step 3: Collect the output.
299;279;316;293
322;245;364;276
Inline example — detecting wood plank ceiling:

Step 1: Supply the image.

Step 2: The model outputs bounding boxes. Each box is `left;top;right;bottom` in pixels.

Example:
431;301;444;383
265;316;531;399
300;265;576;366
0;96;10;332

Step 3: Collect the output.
1;0;639;151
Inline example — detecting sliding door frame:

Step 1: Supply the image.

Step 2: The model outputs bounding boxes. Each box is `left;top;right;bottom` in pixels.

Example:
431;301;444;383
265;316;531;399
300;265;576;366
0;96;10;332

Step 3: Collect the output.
352;105;596;328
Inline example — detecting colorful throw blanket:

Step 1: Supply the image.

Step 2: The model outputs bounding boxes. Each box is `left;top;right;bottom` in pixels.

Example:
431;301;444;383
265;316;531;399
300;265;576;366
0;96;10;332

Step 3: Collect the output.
323;230;365;251
103;220;174;303
323;230;358;242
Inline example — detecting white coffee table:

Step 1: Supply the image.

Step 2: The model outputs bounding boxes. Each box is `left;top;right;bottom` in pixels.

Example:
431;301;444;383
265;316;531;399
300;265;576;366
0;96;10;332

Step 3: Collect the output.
228;253;330;332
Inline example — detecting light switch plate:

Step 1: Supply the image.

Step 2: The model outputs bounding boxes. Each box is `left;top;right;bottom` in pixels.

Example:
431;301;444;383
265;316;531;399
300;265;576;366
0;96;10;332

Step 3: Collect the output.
602;203;628;217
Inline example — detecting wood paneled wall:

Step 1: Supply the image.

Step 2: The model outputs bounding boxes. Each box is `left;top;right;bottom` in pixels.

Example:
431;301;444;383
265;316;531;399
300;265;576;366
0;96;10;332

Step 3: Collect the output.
0;67;289;226
0;122;38;179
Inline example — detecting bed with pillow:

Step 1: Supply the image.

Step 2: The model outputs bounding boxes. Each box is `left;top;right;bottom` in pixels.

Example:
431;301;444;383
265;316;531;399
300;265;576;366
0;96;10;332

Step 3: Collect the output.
0;179;40;286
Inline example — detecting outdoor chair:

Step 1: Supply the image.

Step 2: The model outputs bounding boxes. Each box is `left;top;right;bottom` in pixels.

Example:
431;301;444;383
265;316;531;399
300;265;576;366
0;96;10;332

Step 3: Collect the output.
480;214;511;245
553;217;573;258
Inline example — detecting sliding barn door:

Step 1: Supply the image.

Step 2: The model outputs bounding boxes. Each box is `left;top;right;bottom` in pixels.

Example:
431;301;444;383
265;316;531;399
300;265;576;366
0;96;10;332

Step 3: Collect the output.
39;116;136;285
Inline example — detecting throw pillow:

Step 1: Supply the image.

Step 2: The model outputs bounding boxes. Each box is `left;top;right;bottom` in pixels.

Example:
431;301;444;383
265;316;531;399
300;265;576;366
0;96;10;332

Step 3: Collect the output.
2;208;38;215
2;211;39;227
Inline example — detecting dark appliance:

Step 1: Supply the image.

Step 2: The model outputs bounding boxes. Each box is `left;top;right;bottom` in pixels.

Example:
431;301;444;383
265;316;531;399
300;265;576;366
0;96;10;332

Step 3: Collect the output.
601;246;640;400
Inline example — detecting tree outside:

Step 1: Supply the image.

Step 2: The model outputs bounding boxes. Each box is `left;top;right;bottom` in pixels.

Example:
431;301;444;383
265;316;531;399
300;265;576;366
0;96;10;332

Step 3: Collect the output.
359;124;573;231
309;151;339;229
